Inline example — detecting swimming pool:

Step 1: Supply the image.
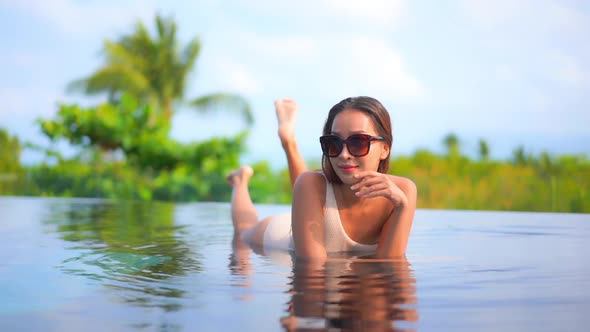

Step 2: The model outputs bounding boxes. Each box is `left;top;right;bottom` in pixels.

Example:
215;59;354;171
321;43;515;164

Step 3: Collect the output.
1;196;589;331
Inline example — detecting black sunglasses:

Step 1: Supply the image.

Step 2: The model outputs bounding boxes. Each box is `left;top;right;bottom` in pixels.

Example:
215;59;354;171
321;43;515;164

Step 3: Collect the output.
319;134;384;157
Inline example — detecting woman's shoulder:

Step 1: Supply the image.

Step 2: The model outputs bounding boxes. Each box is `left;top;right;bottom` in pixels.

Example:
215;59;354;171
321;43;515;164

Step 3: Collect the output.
293;171;327;194
388;175;418;197
292;171;328;210
295;171;326;186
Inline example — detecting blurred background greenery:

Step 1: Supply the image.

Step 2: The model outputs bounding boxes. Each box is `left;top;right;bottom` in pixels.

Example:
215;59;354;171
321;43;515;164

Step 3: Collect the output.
1;15;588;213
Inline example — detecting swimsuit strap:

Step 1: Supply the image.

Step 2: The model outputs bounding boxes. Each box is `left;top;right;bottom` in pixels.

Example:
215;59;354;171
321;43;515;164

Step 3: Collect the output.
321;173;349;251
321;172;379;252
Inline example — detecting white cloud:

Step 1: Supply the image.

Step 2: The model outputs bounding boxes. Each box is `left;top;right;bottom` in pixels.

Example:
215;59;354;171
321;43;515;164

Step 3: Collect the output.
223;29;317;62
322;0;407;27
554;53;588;87
232;0;407;30
494;65;520;82
462;0;590;32
528;91;550;112
540;0;590;32
219;34;425;101
462;0;524;27
210;58;262;95
1;0;156;36
349;37;424;99
0;88;29;115
0;51;43;68
0;87;63;117
250;35;317;60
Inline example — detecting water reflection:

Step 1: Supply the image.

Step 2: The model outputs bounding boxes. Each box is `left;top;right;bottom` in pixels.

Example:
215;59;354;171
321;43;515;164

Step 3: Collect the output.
228;233;418;330
42;200;199;311
228;232;255;301
282;257;418;331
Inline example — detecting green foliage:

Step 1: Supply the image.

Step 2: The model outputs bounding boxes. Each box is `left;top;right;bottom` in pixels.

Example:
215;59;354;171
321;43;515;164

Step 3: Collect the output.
39;94;169;152
248;161;292;204
0;128;22;173
26;160;151;200
2;123;589;213
23;133;246;202
0;128;24;194
22;92;248;202
390;149;590;213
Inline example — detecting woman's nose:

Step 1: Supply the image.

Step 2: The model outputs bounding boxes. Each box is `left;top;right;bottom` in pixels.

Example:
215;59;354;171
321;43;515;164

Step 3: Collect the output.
339;144;353;159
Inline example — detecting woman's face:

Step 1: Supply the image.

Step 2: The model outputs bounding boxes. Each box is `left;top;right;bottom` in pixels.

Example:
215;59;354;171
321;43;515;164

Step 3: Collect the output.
329;109;389;185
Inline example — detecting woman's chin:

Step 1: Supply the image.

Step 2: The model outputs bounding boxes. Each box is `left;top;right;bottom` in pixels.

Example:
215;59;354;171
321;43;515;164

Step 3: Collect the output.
335;171;356;185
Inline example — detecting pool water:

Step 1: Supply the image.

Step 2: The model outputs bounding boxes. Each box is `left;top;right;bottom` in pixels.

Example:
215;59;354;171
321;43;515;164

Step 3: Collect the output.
0;197;589;331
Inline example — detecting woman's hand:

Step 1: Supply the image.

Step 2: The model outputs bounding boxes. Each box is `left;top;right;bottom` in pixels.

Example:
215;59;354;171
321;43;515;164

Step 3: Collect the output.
350;173;417;258
350;171;408;207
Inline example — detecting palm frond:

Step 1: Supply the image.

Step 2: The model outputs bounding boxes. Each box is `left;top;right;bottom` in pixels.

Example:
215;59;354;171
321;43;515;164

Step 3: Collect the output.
190;93;254;126
69;65;149;97
180;38;201;74
103;40;148;70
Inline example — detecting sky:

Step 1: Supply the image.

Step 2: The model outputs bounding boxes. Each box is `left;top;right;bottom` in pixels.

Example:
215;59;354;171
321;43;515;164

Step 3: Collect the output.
0;0;589;168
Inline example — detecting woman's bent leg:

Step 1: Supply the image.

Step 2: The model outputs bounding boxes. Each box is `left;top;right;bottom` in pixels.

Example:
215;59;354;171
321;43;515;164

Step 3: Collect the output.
227;166;258;234
227;166;272;248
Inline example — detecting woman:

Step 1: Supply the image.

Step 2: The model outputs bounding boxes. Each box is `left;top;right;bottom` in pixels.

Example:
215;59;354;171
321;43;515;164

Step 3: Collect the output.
227;97;417;260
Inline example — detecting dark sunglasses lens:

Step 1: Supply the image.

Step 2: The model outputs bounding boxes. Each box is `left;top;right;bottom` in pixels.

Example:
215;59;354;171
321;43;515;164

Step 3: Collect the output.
321;137;342;157
347;135;371;156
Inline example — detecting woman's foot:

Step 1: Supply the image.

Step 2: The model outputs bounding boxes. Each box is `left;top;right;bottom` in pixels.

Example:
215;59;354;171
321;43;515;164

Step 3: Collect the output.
226;165;254;188
275;98;297;147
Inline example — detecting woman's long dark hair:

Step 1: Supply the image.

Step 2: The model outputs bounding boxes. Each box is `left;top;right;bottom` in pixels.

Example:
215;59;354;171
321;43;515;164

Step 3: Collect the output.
321;97;393;184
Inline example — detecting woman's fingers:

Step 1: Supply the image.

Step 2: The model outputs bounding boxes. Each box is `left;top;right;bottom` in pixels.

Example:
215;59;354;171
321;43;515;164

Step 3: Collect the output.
350;172;386;190
352;171;381;180
355;184;393;197
350;177;387;190
351;173;407;204
358;189;392;199
355;182;388;196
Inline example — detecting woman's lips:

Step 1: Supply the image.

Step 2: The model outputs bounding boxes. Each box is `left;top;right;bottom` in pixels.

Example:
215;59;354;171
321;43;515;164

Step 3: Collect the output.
338;165;358;173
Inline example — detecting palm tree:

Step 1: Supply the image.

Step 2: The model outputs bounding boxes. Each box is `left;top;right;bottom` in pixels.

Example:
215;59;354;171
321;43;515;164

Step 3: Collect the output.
478;139;489;161
512;146;527;166
443;133;460;158
69;14;253;127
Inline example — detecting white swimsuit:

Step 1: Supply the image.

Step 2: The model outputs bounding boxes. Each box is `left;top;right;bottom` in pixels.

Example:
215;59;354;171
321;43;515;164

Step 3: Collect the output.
263;174;378;253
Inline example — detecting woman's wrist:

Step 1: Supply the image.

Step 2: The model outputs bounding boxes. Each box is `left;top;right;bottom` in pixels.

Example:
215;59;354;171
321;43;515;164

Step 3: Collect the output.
392;194;409;208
